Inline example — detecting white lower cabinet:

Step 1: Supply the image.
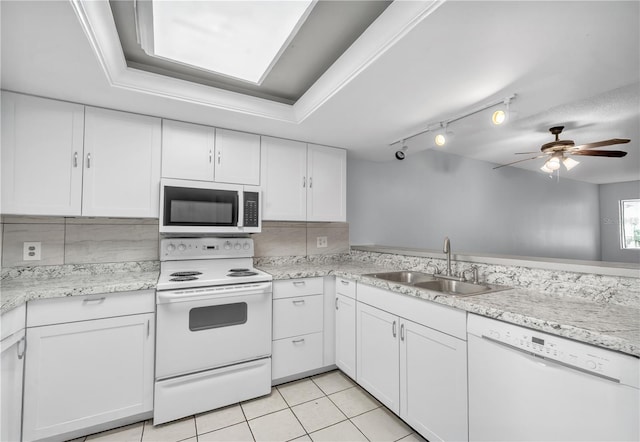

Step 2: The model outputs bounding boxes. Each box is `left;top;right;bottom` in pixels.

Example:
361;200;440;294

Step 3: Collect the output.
400;318;468;442
335;292;356;380
22;292;155;442
1;304;26;442
356;284;469;442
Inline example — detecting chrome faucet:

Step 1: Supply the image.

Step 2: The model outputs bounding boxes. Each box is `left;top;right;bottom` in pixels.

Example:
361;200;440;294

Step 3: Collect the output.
443;237;452;276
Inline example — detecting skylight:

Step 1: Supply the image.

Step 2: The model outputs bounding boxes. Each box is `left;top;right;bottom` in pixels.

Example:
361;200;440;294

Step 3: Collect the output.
136;0;315;84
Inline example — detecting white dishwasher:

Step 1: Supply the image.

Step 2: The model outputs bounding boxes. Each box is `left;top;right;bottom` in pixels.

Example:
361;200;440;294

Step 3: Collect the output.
467;314;639;442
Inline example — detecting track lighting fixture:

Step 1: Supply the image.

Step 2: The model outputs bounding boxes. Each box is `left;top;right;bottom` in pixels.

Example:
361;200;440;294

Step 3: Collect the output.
395;139;408;160
389;93;517;149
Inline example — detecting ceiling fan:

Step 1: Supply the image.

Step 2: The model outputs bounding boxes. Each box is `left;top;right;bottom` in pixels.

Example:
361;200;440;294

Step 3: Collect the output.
493;126;630;172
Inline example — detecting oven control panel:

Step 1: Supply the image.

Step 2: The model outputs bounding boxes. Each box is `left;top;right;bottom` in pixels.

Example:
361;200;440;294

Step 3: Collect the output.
161;238;254;260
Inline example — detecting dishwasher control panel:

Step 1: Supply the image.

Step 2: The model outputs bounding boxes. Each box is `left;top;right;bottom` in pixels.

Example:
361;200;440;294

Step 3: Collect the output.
468;314;639;387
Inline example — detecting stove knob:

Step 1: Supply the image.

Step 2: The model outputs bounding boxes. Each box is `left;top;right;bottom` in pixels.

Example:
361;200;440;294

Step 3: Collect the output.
167;244;176;253
243;242;250;250
224;241;232;250
178;244;186;252
234;242;241;250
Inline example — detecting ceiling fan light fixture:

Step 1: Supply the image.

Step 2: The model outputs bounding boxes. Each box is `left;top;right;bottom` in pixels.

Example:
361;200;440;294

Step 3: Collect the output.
562;156;580;171
544;156;561;171
540;163;554;173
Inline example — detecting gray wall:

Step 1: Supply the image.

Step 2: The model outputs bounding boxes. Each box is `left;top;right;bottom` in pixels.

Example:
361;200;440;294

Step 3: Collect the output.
347;149;602;261
599;180;640;263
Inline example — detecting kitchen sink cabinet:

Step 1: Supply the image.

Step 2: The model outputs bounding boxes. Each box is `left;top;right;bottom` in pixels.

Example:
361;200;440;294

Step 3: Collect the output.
356;301;400;413
1;91;85;216
356;284;469;442
335;278;357;380
261;137;346;222
22;291;155;442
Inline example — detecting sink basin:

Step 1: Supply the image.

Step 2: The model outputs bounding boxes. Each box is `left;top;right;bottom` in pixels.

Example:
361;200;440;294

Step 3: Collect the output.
363;271;436;285
413;279;508;297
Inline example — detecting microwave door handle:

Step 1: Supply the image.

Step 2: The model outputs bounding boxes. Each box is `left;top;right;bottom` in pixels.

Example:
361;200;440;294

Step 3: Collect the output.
237;192;244;227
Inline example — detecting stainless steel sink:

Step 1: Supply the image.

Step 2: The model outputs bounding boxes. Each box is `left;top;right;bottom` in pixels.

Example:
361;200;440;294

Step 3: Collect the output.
364;270;510;296
413;279;507;296
363;271;436;285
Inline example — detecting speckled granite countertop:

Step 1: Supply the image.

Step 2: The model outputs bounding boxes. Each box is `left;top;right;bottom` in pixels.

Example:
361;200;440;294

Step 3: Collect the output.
1;262;159;314
2;257;637;357
257;259;640;357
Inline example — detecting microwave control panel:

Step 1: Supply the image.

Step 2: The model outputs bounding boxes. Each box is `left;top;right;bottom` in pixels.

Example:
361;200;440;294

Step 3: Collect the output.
243;192;259;227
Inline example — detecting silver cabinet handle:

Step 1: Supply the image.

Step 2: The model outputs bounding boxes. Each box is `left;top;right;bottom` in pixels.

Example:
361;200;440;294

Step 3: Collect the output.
400;323;405;341
293;281;306;287
340;280;349;285
147;319;150;338
292;338;305;344
303;176;306;188
82;296;105;304
17;336;26;360
86;152;91;168
209;149;212;163
309;177;313;188
217;150;221;165
335;297;339;310
73;151;78;167
292;299;306;305
392;320;397;338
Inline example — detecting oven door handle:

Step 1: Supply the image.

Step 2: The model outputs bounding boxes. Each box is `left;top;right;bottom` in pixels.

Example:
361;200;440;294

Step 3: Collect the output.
157;282;272;304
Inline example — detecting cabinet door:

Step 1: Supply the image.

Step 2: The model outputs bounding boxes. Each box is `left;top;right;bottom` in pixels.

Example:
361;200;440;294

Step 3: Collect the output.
22;313;155;441
261;136;307;221
307;144;346;222
356;302;400;413
214;129;260;185
1;91;84;216
83;107;161;217
400;319;468;442
1;330;25;442
162;119;215;181
335;293;356;380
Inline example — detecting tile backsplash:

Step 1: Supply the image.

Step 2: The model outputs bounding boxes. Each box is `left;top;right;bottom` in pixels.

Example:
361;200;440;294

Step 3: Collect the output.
0;216;348;267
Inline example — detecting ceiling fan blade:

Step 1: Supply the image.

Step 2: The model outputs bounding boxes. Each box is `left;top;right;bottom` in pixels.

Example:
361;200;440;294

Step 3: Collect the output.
514;151;541;155
572;138;630;150
493;155;547;170
570;150;628;157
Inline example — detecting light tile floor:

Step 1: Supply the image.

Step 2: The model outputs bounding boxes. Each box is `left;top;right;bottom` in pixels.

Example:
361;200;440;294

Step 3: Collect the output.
71;370;427;442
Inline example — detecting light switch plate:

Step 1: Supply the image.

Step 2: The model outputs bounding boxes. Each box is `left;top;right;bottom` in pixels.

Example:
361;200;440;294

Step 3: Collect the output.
317;236;328;248
23;241;42;261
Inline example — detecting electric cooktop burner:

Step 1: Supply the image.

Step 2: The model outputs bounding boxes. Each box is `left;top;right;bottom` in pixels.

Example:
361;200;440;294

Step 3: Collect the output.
169;276;199;282
170;271;203;277
227;271;259;277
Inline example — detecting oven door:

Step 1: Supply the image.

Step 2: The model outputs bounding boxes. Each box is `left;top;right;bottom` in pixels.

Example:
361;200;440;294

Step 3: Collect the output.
156;282;272;380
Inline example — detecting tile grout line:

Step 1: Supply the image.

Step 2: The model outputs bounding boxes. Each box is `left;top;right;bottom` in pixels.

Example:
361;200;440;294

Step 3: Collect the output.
238;401;258;442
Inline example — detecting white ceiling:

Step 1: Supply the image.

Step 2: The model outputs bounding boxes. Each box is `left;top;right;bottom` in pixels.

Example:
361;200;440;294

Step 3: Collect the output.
2;0;638;184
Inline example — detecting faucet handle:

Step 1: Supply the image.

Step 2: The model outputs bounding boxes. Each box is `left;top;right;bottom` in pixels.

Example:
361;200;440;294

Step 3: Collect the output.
461;265;479;284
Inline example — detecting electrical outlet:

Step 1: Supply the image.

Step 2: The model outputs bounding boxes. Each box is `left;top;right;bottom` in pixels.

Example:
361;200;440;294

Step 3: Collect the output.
23;241;42;261
317;236;328;248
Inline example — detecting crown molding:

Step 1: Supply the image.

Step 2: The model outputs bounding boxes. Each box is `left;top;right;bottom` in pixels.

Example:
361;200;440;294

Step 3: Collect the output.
70;0;444;124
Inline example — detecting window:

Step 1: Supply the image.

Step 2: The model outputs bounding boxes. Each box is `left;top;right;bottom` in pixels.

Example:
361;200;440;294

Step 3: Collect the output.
620;199;640;249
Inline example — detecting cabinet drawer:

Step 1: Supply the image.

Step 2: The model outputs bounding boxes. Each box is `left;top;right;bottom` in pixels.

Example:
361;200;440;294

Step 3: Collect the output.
273;294;323;340
336;277;356;299
273;277;323;299
272;332;323;380
27;290;155;327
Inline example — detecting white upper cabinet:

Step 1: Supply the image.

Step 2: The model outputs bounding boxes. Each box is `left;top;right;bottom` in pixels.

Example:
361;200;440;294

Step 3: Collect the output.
1;91;85;216
161;119;215;181
261;138;347;222
307;144;347;222
214;128;260;185
83;107;161;217
261;136;307;221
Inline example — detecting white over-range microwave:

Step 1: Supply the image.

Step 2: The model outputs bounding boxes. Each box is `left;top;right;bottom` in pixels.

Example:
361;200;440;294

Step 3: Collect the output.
159;178;262;234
